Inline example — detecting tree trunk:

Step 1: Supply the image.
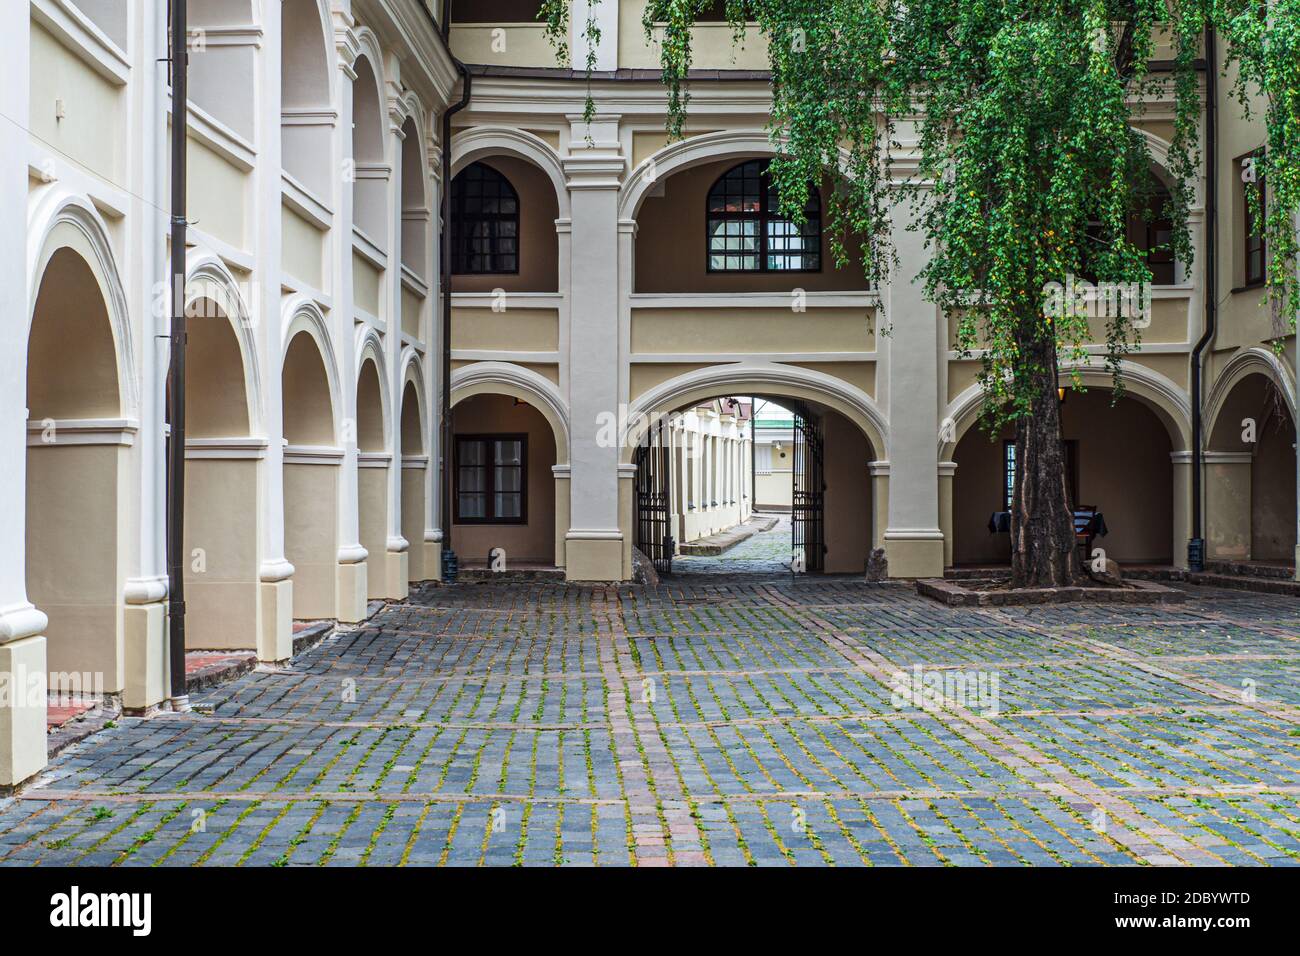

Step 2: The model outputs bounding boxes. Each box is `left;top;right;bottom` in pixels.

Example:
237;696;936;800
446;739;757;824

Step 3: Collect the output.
1010;336;1081;588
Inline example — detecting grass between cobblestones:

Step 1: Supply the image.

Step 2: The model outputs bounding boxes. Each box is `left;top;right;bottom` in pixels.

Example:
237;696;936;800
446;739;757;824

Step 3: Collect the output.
1;522;1299;866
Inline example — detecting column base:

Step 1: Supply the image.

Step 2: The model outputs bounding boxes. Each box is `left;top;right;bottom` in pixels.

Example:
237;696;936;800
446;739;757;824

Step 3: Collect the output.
0;636;48;790
336;561;368;623
423;540;443;582
565;534;626;582
123;601;167;714
385;550;409;600
259;579;293;663
884;531;946;578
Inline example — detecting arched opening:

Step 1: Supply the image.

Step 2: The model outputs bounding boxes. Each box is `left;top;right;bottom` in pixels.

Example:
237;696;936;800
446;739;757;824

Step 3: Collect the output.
451;392;559;569
634;156;870;294
281;329;340;619
400;378;428;584
351;55;388;243
181;297;260;650
952;388;1177;567
26;246;125;693
400;116;428;277
632;389;879;577
280;0;333;197
1207;371;1296;564
355;356;392;600
450;158;558;293
188;1;256;140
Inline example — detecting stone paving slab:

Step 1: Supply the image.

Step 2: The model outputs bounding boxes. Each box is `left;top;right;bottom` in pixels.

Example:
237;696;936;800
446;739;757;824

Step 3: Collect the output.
2;530;1299;867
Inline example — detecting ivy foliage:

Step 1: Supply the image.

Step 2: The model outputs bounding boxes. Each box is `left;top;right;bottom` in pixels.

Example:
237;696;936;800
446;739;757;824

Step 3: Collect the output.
542;1;1299;433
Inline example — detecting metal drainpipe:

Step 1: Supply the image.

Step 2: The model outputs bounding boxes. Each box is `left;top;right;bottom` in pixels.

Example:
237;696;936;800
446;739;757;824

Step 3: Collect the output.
1188;25;1218;573
436;1;471;581
166;0;190;710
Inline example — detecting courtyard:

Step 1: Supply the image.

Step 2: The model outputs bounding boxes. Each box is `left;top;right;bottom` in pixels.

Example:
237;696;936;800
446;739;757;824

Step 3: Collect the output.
1;520;1298;867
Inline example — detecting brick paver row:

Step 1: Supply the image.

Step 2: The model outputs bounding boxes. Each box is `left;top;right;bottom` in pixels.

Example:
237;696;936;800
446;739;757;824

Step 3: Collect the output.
1;519;1297;866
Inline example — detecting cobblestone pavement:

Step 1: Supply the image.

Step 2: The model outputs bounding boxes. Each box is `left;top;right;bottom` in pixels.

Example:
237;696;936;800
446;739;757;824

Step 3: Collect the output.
2;563;1299;866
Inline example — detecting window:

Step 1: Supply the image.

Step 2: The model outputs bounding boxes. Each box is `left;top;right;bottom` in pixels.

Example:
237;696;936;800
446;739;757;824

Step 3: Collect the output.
1003;439;1078;510
1243;155;1267;286
1143;186;1175;285
707;160;821;272
455;435;527;523
450;162;519;274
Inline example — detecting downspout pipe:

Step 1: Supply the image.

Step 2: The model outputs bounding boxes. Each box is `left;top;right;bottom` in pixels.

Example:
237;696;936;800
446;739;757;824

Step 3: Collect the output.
436;1;471;580
1188;25;1218;573
166;0;190;709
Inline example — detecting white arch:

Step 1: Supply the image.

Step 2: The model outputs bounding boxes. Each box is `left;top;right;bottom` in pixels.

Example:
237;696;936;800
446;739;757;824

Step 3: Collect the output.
625;361;889;463
281;296;342;442
451;127;570;217
1132;126;1205;210
398;349;429;454
450;361;571;464
349;26;388;148
941;359;1193;458
617;129;860;221
185;248;264;432
27;189;139;416
1205;346;1297;445
354;326;392;447
397;92;430;198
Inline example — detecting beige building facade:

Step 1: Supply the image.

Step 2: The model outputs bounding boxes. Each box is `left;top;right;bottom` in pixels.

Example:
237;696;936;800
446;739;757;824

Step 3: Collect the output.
1;1;1295;788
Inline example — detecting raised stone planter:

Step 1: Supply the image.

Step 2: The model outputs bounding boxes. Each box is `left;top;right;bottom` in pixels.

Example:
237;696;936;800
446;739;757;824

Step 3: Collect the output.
917;576;1185;606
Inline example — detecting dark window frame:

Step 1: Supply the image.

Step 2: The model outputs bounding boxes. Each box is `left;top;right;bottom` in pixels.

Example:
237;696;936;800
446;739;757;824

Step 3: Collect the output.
450;162;520;276
1242;152;1267;288
1003;438;1079;511
454;433;529;525
706;159;822;274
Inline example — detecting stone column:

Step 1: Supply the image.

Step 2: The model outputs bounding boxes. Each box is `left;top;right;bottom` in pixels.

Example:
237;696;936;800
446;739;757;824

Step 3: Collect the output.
552;465;570;567
562;115;625;580
869;461;890;553
1170;451;1194;570
332;25;368;622
382;71;409;601
252;0;294;659
123;0;170;707
938;460;957;569
881;194;945;577
1204;451;1253;561
0;0;46;789
424;122;445;579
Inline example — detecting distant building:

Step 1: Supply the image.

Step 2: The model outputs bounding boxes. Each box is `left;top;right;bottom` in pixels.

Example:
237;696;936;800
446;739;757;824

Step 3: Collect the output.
753;402;794;511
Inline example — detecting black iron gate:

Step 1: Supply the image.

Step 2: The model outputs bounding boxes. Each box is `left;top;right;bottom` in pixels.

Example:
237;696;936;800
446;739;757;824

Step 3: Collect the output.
633;418;674;574
791;412;826;573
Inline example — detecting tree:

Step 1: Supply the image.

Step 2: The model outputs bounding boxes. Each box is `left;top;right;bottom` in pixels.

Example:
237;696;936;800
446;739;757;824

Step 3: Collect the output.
544;0;1300;587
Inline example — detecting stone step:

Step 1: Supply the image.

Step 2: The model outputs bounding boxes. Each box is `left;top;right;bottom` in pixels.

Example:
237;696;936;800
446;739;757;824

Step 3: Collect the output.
1186;571;1300;596
679;516;779;556
456;566;566;583
1203;559;1296;581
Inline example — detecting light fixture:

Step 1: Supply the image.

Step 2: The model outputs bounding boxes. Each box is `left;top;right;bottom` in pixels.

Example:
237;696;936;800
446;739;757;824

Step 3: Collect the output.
1058;386;1067;403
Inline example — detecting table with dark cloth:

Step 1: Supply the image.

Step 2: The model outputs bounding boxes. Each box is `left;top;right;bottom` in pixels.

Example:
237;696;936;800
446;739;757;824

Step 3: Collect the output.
987;511;1109;536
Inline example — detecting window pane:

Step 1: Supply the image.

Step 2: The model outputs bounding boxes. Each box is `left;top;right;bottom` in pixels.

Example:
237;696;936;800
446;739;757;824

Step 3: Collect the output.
494;440;522;465
494;493;522;519
450;162;520;275
458;440;485;466
458;493;486;518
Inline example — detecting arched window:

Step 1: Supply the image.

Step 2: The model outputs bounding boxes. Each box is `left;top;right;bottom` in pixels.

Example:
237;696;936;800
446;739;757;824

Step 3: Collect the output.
707;160;821;272
450;162;519;274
